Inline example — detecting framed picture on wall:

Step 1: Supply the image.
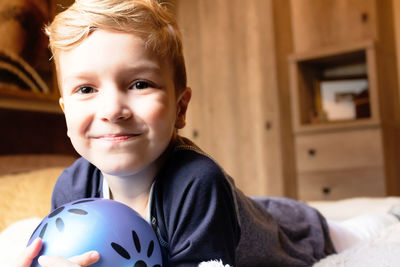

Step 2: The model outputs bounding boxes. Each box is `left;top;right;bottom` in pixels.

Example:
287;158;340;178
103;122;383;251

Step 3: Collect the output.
0;0;60;113
314;78;370;123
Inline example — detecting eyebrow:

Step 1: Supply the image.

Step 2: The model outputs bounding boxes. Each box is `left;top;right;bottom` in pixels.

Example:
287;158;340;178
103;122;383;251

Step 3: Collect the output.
62;63;163;85
121;64;163;77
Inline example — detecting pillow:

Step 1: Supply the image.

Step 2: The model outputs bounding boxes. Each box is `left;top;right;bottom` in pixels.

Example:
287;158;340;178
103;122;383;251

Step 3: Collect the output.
0;217;41;267
0;154;75;176
0;167;63;231
313;222;400;266
308;197;400;221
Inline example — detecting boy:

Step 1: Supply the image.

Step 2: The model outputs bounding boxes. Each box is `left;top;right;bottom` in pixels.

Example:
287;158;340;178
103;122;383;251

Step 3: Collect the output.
15;0;398;266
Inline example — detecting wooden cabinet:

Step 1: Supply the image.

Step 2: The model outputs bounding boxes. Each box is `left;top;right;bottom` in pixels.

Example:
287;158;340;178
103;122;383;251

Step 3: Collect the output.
295;128;386;200
289;0;400;200
297;167;385;200
290;0;378;53
295;129;383;173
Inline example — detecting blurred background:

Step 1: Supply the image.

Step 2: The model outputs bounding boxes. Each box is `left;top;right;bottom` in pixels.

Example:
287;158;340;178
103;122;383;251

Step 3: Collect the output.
1;0;400;202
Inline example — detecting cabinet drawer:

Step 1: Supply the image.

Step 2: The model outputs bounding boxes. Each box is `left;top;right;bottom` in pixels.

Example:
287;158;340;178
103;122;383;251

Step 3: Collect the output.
297;167;385;201
295;128;383;172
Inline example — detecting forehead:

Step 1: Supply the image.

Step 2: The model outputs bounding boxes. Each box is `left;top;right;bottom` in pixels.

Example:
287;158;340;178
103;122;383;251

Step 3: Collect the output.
56;30;172;89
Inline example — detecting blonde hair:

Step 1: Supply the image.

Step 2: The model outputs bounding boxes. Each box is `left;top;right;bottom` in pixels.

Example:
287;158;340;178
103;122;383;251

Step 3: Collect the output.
46;0;187;92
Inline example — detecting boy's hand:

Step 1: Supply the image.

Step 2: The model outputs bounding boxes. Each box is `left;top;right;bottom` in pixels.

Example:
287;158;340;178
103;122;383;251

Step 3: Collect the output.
38;251;100;267
14;237;42;267
13;237;100;267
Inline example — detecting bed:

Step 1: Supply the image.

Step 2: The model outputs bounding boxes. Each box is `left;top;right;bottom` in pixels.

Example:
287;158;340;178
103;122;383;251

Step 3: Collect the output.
1;155;400;266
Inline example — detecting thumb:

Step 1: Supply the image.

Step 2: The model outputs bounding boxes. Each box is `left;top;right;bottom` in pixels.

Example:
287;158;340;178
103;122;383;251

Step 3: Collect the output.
14;238;42;267
69;251;100;266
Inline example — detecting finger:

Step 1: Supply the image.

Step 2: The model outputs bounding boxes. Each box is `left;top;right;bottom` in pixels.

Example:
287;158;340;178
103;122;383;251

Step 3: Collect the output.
14;238;42;267
37;251;100;267
69;251;100;266
38;255;80;267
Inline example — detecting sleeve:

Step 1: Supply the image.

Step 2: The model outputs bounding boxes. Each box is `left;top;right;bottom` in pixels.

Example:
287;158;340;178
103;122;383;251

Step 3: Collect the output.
152;153;240;267
51;157;103;211
251;196;336;261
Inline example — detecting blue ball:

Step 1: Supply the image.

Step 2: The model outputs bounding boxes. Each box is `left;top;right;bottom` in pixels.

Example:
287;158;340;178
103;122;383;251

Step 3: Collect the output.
27;198;162;267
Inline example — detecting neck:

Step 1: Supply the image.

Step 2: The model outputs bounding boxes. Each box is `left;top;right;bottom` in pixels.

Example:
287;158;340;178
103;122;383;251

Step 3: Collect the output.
103;165;155;218
102;136;177;218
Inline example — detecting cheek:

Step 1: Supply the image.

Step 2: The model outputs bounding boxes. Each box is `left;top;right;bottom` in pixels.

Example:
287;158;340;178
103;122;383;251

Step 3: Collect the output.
148;104;173;124
63;102;93;136
136;95;177;129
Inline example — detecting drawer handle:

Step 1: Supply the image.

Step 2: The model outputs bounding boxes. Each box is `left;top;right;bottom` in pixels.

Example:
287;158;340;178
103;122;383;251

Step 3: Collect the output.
308;149;316;156
192;129;199;138
322;187;331;195
265;121;272;130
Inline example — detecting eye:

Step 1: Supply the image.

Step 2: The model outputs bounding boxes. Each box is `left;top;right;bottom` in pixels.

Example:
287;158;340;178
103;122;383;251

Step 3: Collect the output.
76;86;96;94
130;80;153;90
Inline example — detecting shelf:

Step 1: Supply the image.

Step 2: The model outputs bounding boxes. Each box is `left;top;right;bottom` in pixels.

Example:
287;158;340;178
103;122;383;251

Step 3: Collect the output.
289;40;379;134
294;118;380;135
288;40;374;63
0;84;61;113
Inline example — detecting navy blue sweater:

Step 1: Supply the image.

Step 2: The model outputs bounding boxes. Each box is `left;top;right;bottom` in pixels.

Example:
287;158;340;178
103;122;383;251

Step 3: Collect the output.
51;137;334;266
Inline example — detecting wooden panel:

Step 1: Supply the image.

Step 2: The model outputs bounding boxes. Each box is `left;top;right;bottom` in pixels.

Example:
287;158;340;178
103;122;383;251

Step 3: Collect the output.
290;0;377;53
175;0;292;196
271;0;296;198
374;0;400;195
393;0;400;106
0;108;76;155
295;128;383;172
298;166;385;201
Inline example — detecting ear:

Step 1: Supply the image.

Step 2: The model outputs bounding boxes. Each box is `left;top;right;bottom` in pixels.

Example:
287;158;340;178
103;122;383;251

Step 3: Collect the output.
59;97;71;137
59;97;65;113
175;87;192;129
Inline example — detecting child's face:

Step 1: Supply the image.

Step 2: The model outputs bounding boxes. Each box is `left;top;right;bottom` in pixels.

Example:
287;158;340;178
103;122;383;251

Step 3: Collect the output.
57;30;190;177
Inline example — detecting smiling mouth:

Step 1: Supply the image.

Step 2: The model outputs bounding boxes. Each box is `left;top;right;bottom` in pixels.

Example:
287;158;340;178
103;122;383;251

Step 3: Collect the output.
96;134;140;143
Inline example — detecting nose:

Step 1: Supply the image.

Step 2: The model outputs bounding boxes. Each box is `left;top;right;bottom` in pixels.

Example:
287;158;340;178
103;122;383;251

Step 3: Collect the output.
98;88;132;123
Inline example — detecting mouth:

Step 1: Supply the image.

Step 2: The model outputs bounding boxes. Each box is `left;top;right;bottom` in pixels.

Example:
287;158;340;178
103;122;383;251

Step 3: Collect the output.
95;134;141;143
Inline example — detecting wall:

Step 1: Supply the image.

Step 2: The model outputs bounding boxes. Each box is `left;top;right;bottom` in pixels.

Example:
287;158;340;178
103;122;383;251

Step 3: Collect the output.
174;0;295;196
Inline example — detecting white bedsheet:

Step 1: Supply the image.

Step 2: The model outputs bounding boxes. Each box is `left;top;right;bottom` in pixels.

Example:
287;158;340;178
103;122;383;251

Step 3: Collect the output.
2;197;400;267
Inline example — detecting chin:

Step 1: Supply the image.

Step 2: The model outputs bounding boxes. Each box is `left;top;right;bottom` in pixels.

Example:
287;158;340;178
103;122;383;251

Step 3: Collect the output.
95;158;151;177
100;167;142;178
98;163;138;177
